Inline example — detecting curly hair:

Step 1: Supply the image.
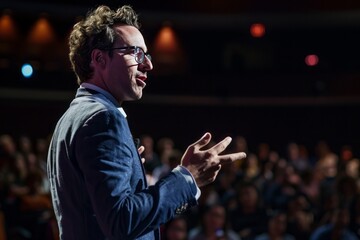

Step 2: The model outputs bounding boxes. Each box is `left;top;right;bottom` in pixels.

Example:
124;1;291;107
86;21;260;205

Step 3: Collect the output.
68;5;140;84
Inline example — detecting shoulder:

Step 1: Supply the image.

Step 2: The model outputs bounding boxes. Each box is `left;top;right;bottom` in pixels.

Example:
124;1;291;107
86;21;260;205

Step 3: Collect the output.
54;93;125;142
188;227;203;240
343;229;359;240
75;93;120;116
310;224;332;240
254;234;268;240
67;93;123;127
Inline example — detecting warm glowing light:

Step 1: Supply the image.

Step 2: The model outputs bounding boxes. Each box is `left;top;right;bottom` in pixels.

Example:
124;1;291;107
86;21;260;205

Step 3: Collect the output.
28;17;56;44
0;14;18;40
250;23;265;38
152;23;186;73
305;54;319;66
154;25;179;53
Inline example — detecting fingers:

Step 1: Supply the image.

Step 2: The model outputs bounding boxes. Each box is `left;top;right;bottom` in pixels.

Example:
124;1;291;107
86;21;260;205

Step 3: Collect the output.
138;146;145;155
191;132;212;150
138;146;145;164
208;136;232;155
202;151;246;173
218;152;247;164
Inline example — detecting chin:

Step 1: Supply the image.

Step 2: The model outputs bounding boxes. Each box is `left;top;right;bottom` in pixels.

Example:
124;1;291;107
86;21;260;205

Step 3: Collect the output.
127;92;143;101
136;90;143;99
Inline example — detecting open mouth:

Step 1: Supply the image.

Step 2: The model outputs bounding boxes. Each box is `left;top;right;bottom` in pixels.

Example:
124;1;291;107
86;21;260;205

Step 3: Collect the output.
136;78;146;88
136;76;147;88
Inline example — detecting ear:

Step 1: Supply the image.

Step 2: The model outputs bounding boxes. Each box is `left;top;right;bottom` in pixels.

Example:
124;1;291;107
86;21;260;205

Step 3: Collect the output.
91;49;107;68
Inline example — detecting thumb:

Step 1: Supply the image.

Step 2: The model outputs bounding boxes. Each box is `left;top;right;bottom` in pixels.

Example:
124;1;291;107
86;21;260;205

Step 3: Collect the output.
138;146;145;155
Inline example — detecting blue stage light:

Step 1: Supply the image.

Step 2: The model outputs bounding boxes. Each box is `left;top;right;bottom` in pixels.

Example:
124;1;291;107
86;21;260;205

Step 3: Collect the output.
21;63;33;78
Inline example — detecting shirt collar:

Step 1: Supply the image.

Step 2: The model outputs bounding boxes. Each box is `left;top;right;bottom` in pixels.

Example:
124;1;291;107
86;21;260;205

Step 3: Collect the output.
80;82;127;118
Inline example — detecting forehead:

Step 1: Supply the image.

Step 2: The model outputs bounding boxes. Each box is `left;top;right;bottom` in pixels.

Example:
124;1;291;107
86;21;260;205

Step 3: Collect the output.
113;25;146;49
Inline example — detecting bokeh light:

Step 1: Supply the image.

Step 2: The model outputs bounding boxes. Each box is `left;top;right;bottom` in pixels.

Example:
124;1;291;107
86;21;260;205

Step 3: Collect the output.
305;54;319;66
21;63;33;78
28;17;56;44
250;23;266;38
153;24;179;53
0;12;18;40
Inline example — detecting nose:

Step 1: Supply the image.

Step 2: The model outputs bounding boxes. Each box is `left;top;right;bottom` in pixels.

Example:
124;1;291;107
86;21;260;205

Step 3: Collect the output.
139;55;153;72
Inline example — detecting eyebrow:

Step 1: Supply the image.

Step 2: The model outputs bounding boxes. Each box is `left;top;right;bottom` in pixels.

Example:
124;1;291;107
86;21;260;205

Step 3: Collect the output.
111;46;148;53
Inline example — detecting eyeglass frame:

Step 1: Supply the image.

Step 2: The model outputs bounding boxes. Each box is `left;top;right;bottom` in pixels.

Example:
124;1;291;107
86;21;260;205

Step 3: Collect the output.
106;46;151;64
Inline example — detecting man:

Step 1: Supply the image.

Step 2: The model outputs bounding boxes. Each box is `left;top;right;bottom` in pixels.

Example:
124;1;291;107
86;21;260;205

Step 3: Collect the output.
47;5;246;240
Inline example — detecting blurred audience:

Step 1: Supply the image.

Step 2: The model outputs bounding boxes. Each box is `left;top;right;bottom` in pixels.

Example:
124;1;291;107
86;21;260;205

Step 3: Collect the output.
161;216;188;240
229;182;268;239
310;208;358;240
140;134;161;175
287;142;310;173
189;204;239;240
1;132;359;240
286;194;313;239
254;211;295;240
0;134;56;240
152;149;182;183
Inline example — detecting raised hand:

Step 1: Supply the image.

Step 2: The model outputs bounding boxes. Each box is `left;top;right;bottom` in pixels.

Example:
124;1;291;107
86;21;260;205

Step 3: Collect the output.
181;132;246;187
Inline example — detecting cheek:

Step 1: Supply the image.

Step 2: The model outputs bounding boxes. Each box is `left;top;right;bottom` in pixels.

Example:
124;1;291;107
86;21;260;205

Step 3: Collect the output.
128;65;138;78
110;66;132;85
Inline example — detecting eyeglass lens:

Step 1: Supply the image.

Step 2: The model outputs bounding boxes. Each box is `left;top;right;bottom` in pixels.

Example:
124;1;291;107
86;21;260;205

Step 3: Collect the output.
134;47;151;64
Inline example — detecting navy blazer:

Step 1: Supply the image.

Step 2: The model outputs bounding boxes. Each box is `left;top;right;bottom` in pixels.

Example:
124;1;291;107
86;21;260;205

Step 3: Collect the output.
47;87;197;240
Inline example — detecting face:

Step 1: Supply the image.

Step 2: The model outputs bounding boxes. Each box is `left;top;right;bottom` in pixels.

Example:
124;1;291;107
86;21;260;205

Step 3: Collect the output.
92;24;153;104
165;218;187;240
269;214;287;235
239;186;258;208
205;206;226;230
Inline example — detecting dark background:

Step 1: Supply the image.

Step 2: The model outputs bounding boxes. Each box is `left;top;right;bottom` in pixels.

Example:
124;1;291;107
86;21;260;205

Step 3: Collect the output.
1;0;360;156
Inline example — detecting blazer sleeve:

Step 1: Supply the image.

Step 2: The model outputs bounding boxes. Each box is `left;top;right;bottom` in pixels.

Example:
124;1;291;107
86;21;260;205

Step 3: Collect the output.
75;109;197;239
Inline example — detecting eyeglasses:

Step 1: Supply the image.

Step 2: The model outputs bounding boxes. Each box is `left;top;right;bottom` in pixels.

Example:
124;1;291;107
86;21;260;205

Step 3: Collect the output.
108;46;151;64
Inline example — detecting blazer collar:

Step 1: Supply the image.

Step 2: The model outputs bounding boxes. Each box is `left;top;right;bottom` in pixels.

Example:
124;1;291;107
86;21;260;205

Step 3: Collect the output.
75;84;127;118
